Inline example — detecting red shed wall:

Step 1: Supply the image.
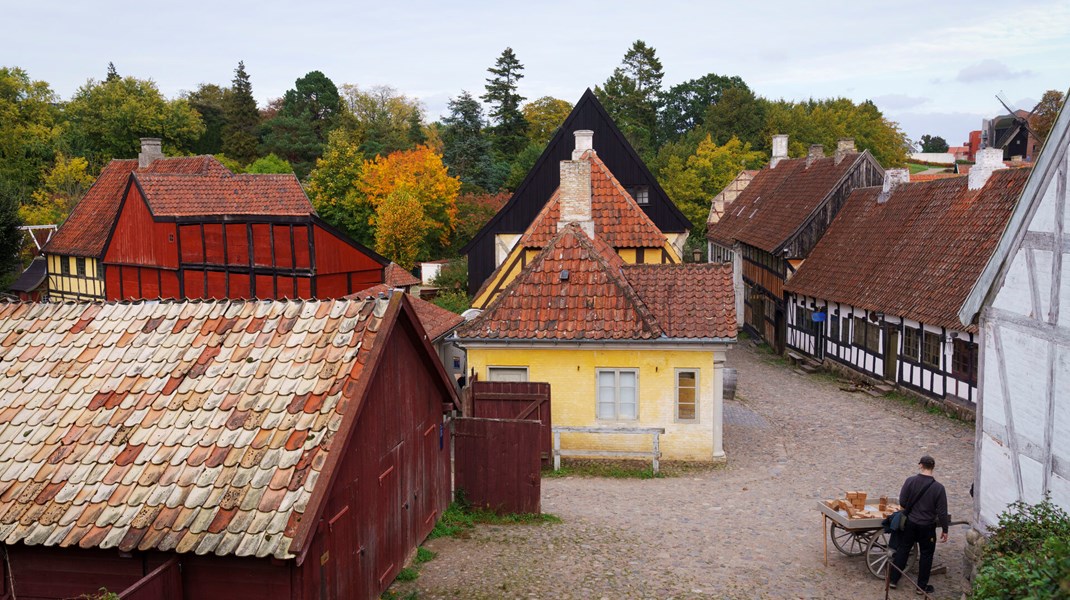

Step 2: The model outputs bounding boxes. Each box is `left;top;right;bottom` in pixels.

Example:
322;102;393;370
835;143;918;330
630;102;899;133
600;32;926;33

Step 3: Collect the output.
297;312;452;599
104;185;179;269
312;224;383;298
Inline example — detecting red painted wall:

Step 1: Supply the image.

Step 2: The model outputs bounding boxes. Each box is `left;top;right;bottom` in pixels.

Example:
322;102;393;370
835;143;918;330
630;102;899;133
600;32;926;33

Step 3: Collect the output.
104;185;179;269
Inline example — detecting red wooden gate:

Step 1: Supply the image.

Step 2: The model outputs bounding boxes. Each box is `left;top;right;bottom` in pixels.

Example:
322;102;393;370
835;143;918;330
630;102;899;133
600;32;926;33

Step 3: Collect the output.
470;381;551;465
453;417;541;515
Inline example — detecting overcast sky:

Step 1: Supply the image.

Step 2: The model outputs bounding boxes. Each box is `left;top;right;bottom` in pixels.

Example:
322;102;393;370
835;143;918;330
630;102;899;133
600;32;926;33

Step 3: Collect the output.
5;0;1069;145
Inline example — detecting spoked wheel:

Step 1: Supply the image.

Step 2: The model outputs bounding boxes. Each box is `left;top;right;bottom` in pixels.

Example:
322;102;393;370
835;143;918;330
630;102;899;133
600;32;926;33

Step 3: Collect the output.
865;530;918;579
830;522;870;556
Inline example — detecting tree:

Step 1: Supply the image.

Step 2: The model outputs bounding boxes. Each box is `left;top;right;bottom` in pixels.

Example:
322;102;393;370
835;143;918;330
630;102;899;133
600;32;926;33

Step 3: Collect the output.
763;97;909;166
595;40;664;159
919;134;949;153
482;47;528;158
504;142;542;191
522;96;572;146
185;83;228;155
222;61;260;164
245;153;293;174
441;91;503;192
105;62;120;82
450;191;509;251
0;67;60;196
20;154;95;226
659;73;748;142
306;130;371;245
63;76;205;169
280;70;341;137
358;145;461;258
1030;90;1066;142
262;71;342;177
702;86;767;148
0;181;25;283
407;108;427;147
338;84;423;157
374;188;426;269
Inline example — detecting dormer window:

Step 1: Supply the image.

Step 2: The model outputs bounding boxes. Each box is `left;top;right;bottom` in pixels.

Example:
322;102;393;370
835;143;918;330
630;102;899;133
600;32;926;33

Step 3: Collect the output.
628;186;649;205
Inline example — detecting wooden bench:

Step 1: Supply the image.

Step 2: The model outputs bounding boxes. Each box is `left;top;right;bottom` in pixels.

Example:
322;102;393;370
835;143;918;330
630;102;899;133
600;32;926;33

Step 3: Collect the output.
551;426;666;474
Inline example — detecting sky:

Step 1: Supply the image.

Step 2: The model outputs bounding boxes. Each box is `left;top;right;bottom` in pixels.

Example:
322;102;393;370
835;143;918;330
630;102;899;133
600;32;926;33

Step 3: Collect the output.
5;0;1070;146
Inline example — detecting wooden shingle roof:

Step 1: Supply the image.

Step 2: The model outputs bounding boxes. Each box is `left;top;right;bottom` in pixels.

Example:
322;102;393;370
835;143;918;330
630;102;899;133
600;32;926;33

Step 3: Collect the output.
133;173;312;217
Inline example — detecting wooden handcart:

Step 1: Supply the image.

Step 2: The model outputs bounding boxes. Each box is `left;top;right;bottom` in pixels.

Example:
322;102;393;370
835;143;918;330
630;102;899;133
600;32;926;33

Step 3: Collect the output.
817;498;918;579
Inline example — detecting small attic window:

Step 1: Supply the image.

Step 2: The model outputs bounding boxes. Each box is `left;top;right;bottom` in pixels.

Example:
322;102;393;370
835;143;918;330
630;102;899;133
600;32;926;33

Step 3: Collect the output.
559;269;570;281
627;186;649;204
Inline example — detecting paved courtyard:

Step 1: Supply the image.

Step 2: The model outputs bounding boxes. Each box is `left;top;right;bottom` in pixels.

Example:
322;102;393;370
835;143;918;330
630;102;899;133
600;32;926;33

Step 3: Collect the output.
400;344;975;599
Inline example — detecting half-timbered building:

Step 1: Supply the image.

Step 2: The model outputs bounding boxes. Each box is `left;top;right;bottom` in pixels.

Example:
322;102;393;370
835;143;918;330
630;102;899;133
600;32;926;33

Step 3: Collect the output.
706;136;884;352
784;151;1030;410
461;90;691;295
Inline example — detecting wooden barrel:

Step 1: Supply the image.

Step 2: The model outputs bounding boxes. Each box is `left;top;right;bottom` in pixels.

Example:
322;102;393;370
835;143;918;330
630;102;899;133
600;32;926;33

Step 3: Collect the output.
723;368;738;401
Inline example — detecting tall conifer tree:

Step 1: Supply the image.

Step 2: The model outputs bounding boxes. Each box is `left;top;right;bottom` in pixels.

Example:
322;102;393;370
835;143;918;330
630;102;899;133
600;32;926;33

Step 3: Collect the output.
221;61;260;164
482;48;528;159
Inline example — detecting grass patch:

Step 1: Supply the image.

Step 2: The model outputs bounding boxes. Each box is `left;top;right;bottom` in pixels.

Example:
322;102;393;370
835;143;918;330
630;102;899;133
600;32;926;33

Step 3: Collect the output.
428;496;560;540
545;458;717;478
414;546;436;564
395;567;419;582
380;591;418;600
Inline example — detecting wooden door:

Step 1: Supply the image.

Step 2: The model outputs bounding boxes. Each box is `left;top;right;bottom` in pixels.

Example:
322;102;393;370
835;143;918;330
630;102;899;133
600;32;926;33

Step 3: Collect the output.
883;327;899;381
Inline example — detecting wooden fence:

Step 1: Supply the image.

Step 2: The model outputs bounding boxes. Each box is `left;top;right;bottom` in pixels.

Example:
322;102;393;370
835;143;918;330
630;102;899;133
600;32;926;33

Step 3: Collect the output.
454;417;542;514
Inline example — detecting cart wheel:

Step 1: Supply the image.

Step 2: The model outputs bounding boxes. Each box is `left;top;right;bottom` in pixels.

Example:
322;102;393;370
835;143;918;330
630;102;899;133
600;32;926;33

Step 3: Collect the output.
865;531;918;579
829;522;869;556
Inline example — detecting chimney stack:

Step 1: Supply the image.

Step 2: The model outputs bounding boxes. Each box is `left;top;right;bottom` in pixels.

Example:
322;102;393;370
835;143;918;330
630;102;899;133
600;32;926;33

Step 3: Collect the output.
558;131;595;237
806;144;825;167
835;138;855;164
770;134;788;168
138;138;164;168
968;147;1007;190
877;168;909;204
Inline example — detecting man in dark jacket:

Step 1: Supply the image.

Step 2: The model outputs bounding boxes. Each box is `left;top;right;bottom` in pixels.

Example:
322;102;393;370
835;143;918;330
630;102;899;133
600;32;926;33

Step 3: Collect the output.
890;455;950;594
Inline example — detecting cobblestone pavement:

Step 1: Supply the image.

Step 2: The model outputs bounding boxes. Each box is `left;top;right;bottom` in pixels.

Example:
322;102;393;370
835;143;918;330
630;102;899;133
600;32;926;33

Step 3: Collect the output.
401;344;975;599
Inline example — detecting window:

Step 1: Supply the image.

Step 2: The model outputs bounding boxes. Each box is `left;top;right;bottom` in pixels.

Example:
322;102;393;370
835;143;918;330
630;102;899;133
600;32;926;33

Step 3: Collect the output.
487;367;528;382
841;315;852;345
628;186;649;204
952;338;978;384
830;314;840;342
597;369;638;420
675;370;698;422
853;317;866;347
903;327;921;361
865;322;881;353
76;257;86;277
60;257;70;276
922;332;942;368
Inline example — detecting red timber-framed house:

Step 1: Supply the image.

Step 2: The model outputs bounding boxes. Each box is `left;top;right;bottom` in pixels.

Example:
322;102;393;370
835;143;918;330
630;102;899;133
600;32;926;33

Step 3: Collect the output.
44;139;388;302
785;150;1031;410
461;90;692;296
706;136;884;352
0;292;458;599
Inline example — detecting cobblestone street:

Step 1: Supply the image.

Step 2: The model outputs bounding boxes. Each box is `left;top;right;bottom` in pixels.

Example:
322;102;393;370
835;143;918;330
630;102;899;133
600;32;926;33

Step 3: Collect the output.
401;344;976;599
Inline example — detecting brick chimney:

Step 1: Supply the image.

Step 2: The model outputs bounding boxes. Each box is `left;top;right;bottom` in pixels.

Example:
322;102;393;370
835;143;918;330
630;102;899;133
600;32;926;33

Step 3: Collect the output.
558;131;595;237
138;138;164;168
770;134;788;168
806;144;825;167
835;138;855;164
968;147;1007;191
877;168;909;204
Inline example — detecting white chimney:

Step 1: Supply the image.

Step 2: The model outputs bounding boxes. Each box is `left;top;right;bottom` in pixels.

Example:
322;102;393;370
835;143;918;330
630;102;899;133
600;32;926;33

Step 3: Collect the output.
968;147;1007;190
572;130;594;160
558;159;594;238
835;138;856;164
771;134;788;168
806;144;825;167
138;137;164;168
877;168;909;204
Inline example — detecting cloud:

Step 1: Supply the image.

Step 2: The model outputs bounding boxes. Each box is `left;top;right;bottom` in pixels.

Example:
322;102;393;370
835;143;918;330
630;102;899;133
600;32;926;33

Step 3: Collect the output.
871;94;929;111
956;59;1033;83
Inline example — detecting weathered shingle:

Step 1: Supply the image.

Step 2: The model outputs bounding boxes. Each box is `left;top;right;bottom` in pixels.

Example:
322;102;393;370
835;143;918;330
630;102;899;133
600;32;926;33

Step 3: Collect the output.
349;285;462;341
134;173;312;217
623;263;735;339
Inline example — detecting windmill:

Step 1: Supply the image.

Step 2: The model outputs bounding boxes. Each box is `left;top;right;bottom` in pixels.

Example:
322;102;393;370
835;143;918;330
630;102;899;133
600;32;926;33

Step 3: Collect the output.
986;94;1039;160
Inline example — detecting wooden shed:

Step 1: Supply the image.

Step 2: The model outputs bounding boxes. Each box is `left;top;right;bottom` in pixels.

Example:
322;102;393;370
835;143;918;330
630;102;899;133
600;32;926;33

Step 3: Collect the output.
0;293;457;599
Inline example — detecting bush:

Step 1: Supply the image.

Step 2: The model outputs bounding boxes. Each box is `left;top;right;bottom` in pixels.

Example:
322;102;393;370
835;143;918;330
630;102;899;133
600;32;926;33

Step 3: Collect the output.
432;290;470;315
431;256;467;291
972;497;1070;599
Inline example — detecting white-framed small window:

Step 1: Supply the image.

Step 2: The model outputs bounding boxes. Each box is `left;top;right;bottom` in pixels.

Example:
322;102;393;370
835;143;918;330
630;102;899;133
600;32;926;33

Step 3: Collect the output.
76;257;86;277
675;369;699;422
628;186;650;205
596;369;638;420
487;366;528;382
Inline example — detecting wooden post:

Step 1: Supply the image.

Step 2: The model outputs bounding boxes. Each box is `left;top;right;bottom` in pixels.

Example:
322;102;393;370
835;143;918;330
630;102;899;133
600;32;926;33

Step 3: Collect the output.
823;514;828;567
652;431;660;475
553;430;561;471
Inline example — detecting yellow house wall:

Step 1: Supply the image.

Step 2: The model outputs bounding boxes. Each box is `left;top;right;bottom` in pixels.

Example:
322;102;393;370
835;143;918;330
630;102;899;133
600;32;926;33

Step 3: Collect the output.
467;346;725;461
46;254;105;300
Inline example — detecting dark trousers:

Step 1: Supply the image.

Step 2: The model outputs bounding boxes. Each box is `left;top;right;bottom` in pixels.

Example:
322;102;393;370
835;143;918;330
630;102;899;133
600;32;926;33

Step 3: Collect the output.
890;520;937;588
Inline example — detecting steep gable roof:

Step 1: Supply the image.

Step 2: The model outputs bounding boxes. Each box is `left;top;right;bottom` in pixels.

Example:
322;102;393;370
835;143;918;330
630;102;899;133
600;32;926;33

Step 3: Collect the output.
707;152;880;252
382;263;420;288
787;168;1031;331
0;296;454;560
133;172;312;217
350;284;462;341
44;157;233;258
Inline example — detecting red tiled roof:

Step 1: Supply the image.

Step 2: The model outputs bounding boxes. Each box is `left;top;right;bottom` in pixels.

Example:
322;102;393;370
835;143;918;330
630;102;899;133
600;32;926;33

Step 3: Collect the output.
623;264;736;339
44;157;234;257
383;263;420;288
519;151;667;248
785;168;1031;331
910;173;963;182
0;297;403;559
350;285;462;340
707;153;870;252
459;224;736;342
134;173;312;217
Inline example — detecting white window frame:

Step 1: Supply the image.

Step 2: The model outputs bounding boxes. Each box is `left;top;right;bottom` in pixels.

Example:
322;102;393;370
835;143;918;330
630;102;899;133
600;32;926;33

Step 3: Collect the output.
487;366;528;382
596;368;639;421
675;368;699;423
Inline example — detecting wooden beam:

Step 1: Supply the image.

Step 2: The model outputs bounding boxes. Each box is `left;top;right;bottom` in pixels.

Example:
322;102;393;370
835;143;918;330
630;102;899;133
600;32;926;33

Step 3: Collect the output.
991;325;1025;501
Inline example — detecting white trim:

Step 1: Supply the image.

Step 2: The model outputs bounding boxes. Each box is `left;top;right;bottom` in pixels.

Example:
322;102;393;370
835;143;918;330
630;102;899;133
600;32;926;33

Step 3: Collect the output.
486;366;529;382
674;368;699;423
595;368;639;421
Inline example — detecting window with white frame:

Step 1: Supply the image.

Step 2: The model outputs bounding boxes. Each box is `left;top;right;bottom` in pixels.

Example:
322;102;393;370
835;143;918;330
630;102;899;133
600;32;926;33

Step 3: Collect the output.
628;186;649;204
675;369;698;422
487;366;528;382
597;369;638;420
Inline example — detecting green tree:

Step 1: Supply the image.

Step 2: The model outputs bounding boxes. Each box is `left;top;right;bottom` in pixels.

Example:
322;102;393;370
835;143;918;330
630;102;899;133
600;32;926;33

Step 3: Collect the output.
441;91;504;192
482;47;528;158
407;108;427;147
221;61;260;164
20;154;95;226
245;153;293;174
186;83;229;155
659;73;748;142
262;71;342;177
0;66;60;196
763;97;908;166
338;84;423;157
1030;90;1066;143
63;76;205;168
504;141;542;190
522;96;572;146
450;192;509;251
105;62;120;82
702;86;768;148
306;129;371;245
919;134;949;153
0;181;25;284
595;40;664;159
